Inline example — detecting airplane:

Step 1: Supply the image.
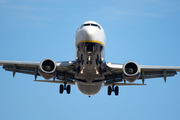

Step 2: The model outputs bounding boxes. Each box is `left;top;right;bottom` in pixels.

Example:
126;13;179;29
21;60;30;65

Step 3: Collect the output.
1;21;180;97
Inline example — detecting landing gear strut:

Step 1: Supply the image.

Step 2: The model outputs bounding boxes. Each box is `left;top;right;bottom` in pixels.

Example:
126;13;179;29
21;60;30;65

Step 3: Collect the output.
59;82;71;94
108;85;119;96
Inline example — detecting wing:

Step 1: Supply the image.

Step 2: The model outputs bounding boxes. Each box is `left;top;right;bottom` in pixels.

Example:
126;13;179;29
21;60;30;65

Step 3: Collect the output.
139;65;180;83
0;60;76;85
104;62;180;86
104;62;123;80
104;62;124;85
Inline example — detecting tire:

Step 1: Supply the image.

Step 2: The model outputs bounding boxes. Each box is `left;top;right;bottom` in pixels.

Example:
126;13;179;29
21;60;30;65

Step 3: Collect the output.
60;84;64;94
115;86;119;96
108;86;112;95
67;85;71;94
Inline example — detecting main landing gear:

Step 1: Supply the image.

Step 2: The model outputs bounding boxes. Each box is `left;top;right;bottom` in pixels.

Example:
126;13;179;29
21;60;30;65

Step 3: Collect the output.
59;83;71;94
108;85;119;96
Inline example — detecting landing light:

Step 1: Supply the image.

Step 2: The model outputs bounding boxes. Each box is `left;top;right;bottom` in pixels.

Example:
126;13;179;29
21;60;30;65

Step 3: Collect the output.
81;70;83;74
96;70;99;74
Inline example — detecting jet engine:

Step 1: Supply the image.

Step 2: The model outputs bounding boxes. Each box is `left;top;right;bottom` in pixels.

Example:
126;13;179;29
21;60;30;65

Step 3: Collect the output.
122;61;140;82
39;58;57;79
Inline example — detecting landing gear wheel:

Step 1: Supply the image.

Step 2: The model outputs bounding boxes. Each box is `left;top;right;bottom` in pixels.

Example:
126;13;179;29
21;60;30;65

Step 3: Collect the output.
59;84;71;94
115;86;119;96
67;85;71;94
107;85;119;96
60;84;64;94
108;86;112;95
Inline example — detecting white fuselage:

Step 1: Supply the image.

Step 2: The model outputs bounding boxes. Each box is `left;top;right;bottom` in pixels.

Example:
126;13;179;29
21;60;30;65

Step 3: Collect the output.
74;21;106;96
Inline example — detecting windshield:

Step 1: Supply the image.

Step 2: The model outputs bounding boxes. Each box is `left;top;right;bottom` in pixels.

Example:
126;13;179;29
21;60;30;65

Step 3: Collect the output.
80;23;101;29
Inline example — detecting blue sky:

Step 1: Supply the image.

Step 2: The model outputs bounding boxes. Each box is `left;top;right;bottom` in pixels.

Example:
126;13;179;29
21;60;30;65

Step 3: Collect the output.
0;0;180;120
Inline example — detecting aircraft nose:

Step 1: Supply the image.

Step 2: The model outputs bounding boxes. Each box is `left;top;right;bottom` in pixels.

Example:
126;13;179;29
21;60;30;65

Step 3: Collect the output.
82;28;98;40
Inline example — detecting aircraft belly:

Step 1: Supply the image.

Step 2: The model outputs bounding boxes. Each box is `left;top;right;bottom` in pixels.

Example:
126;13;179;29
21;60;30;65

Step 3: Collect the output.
76;82;103;96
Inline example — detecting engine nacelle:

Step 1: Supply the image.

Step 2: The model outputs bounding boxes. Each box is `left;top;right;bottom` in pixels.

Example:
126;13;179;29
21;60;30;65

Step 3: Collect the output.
122;61;140;82
39;58;57;79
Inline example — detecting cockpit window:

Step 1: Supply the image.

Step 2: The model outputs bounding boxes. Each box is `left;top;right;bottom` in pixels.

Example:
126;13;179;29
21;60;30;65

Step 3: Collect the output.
91;23;101;29
84;24;91;26
80;23;101;29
